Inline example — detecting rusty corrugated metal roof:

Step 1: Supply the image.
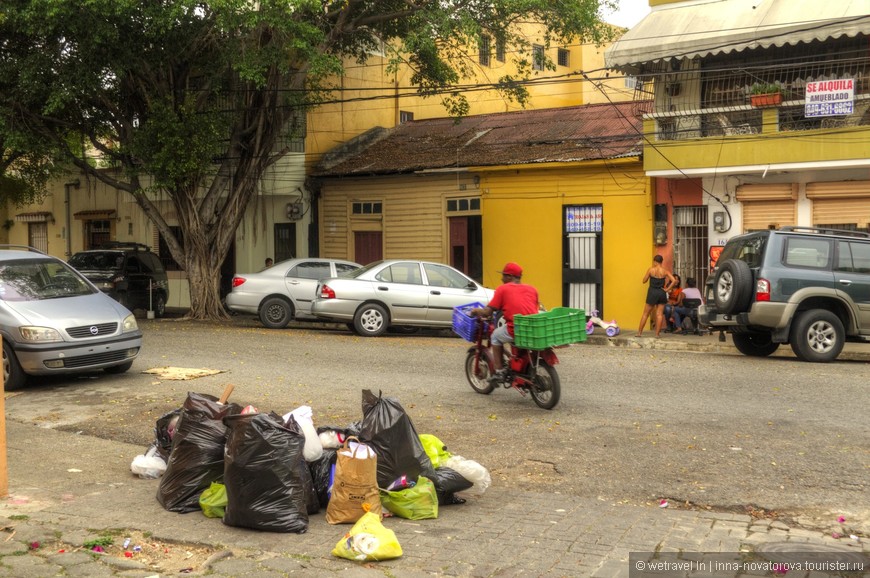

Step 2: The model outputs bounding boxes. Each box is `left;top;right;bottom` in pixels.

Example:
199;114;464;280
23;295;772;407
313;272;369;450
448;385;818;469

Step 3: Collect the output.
314;101;649;177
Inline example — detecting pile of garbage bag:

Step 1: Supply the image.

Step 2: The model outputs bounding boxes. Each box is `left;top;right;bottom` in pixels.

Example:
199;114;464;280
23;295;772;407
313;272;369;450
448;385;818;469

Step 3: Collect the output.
132;387;490;549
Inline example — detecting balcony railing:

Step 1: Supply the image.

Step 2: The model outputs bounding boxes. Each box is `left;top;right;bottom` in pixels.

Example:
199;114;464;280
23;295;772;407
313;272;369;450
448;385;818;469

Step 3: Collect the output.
654;95;870;141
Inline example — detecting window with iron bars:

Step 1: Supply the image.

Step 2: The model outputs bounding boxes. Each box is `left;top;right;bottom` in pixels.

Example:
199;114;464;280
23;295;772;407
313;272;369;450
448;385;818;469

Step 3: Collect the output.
479;36;491;67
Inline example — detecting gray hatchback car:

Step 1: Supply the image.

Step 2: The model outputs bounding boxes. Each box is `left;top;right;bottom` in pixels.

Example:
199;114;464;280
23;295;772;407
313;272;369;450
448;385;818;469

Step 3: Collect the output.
0;246;142;390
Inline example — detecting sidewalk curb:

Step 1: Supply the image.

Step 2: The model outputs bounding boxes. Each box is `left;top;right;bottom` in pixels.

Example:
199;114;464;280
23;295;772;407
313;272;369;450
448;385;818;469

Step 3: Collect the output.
584;333;870;362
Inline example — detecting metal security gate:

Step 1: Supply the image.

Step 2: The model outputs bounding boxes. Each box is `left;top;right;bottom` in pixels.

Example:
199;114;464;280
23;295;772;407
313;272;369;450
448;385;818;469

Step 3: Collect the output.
563;205;603;315
673;206;709;288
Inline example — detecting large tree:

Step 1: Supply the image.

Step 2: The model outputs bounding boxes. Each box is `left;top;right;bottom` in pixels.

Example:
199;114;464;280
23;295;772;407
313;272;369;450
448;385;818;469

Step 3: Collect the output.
0;0;613;319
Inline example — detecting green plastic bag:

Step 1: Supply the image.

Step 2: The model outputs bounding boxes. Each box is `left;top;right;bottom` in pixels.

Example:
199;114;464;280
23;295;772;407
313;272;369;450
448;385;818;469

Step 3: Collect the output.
419;434;451;469
199;482;227;519
379;476;438;520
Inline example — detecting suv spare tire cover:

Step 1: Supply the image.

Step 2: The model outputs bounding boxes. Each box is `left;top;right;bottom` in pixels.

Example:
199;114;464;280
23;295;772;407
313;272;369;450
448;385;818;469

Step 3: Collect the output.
713;259;753;314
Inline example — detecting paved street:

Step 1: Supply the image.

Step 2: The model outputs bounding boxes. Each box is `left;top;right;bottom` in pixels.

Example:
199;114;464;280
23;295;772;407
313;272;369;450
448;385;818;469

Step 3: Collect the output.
0;317;867;577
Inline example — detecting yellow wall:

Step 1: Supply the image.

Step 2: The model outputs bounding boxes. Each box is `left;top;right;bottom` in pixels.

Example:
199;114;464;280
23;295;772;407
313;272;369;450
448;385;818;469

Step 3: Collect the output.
306;23;633;163
319;161;652;326
481;159;653;331
644;120;870;172
477;161;652;326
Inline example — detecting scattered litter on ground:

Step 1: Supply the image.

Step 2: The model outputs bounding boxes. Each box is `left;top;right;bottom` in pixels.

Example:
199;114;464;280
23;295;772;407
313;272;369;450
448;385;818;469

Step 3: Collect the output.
141;367;225;380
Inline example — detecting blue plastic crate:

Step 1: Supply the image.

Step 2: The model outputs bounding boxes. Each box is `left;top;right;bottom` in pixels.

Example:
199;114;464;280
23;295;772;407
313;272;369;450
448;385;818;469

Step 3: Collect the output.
452;302;486;342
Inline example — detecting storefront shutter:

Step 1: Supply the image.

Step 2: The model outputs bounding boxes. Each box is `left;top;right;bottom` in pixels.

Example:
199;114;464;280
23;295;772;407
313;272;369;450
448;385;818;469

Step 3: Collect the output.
806;181;870;228
742;200;796;232
736;184;797;232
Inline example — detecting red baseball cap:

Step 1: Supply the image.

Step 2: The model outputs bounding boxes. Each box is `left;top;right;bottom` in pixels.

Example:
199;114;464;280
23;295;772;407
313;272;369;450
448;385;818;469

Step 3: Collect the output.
498;262;523;277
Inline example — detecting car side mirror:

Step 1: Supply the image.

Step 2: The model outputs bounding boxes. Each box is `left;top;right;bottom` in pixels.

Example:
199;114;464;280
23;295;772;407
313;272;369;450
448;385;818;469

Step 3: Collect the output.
466;281;478;289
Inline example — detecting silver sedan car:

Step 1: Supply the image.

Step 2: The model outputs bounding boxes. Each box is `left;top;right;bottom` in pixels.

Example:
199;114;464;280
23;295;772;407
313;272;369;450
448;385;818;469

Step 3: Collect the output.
225;258;361;328
311;259;494;336
0;246;142;391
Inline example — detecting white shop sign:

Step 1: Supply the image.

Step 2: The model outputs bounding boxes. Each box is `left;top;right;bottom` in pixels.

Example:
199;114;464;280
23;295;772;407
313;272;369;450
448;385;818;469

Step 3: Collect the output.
805;79;854;117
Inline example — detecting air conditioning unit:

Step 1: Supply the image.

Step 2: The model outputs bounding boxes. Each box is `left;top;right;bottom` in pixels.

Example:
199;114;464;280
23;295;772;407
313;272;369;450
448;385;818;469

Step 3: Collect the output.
286;201;303;221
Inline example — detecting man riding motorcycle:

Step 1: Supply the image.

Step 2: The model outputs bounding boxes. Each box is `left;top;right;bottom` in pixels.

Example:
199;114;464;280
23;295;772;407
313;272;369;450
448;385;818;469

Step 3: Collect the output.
471;262;540;382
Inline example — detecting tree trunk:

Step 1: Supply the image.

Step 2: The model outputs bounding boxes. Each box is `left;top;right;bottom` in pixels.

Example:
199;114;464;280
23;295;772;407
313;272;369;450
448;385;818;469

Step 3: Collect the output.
184;244;228;320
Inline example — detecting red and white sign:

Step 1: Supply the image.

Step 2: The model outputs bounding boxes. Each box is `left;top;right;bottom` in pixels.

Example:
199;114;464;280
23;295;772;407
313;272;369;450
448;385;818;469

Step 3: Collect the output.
805;78;854;117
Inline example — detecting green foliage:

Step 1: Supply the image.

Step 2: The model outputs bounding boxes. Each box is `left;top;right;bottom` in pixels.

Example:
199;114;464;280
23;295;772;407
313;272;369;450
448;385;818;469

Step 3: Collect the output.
83;536;114;548
0;0;609;317
751;82;781;95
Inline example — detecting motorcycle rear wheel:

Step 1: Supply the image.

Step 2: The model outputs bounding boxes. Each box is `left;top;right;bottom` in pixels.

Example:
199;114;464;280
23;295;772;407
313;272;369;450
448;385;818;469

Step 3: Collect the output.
529;362;561;410
465;350;495;394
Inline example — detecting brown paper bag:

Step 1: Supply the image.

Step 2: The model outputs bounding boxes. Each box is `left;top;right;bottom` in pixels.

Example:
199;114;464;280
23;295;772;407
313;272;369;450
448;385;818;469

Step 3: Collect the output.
326;436;382;524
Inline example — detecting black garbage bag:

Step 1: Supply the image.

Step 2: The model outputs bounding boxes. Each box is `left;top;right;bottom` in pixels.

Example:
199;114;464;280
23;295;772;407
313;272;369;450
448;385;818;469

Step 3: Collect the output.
359;389;436;488
222;412;309;533
307;449;337;508
298;457;320;516
429;467;473;505
154;408;182;461
157;392;239;513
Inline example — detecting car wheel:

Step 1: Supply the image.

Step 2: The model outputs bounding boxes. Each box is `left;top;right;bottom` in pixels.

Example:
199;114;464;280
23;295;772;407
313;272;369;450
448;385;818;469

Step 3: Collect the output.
354;303;389;337
2;340;27;391
713;259;753;314
789;309;844;362
732;332;780;357
259;297;294;329
154;293;167;318
104;361;134;374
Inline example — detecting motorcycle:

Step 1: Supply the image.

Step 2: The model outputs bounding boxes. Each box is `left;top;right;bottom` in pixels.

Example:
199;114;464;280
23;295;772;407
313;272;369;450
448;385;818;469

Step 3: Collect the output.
586;309;620;337
463;315;561;410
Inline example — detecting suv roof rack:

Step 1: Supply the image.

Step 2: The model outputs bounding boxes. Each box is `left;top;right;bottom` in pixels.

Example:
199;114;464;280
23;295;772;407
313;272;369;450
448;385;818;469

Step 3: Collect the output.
778;226;870;239
97;242;153;251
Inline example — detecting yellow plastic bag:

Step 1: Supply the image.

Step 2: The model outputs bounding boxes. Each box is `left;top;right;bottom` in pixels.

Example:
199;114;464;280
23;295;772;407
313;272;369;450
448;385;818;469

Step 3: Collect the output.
419;434;452;469
379;476;438;520
199;482;227;519
331;511;403;562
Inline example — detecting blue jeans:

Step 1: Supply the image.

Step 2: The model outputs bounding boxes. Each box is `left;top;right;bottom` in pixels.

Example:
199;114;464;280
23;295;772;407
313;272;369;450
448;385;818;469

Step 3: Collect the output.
664;304;677;329
672;306;693;331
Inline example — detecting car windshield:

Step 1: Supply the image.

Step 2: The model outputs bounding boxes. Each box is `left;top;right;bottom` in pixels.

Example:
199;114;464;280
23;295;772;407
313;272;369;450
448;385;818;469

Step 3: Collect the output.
344;261;383;279
0;258;95;301
69;251;124;271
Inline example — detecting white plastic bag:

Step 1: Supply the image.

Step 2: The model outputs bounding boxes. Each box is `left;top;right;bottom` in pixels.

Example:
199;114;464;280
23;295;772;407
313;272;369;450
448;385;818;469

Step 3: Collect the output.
444;455;490;495
283;405;323;462
130;444;168;479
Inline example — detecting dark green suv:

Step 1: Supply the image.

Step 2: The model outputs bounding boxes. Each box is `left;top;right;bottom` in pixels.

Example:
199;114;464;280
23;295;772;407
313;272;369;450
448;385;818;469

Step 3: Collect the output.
69;242;169;317
699;226;870;362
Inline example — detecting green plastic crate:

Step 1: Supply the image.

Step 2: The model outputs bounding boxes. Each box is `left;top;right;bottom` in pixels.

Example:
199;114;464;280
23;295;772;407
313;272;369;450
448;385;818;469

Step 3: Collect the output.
513;307;586;350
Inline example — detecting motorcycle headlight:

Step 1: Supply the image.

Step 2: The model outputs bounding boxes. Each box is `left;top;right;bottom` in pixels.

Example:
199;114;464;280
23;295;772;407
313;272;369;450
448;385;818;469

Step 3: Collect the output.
19;326;63;343
121;314;139;333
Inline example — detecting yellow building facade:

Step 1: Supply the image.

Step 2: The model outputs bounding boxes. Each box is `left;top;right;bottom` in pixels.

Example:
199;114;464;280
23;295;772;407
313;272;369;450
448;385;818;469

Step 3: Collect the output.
315;102;651;325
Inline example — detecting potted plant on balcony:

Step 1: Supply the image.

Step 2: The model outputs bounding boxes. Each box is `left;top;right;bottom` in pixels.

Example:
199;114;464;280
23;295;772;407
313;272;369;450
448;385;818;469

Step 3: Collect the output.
750;83;783;107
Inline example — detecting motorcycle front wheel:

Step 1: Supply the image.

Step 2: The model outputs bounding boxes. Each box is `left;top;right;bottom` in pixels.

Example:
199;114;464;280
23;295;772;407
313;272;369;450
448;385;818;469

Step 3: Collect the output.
465;350;495;394
529;362;561;410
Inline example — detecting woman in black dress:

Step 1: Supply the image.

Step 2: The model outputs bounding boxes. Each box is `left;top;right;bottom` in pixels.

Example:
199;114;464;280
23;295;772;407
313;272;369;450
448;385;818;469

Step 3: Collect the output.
636;255;677;337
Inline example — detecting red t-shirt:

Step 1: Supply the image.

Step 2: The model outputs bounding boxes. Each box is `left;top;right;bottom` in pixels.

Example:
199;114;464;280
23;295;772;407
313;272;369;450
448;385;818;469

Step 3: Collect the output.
488;282;539;334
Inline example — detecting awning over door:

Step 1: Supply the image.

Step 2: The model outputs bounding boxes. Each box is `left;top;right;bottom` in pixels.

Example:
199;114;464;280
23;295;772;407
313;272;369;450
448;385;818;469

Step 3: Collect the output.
605;0;870;73
74;209;116;219
14;211;53;223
